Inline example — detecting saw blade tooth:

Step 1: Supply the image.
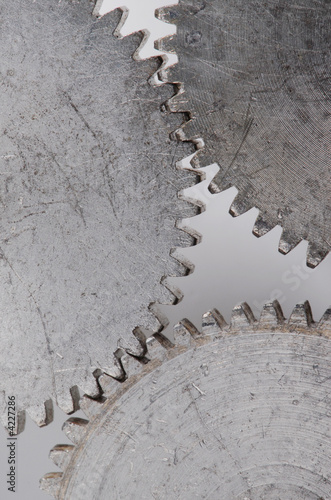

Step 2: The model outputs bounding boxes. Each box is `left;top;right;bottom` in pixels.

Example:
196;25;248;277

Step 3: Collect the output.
39;472;62;499
62;417;89;445
230;302;256;330
202;309;227;335
253;213;275;238
49;444;75;471
26;399;54;428
316;308;331;338
155;6;179;25
155;34;177;54
79;395;106;420
289;301;314;329
259;301;285;329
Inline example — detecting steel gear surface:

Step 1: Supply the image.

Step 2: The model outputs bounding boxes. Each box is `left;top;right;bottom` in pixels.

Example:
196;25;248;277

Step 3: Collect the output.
41;301;331;499
0;1;197;430
157;0;331;267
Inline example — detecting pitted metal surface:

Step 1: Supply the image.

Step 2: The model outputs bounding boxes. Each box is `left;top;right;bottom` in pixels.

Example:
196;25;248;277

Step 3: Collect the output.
157;0;331;267
0;1;196;428
41;301;331;499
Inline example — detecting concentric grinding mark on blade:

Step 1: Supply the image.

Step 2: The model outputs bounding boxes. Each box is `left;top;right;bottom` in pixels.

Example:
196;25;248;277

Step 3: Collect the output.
0;1;202;431
156;1;331;268
41;300;331;499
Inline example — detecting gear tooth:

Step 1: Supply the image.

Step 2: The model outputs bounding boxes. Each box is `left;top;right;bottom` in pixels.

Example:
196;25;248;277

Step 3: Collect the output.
150;302;170;329
230;302;256;330
253;214;274;237
155;6;179;25
166;91;190;113
278;230;300;255
120;353;145;379
259;301;285;328
39;472;63;498
172;321;198;347
306;242;328;269
102;348;127;380
79;395;106;420
180;119;202;142
27;399;53;427
229;192;254;217
179;318;201;339
155;34;177;54
289;301;314;328
162;275;185;301
2;407;26;436
316;308;331;338
56;386;80;415
202;309;227;335
146;335;168;362
159;64;181;83
118;327;147;358
62;417;89;445
49;444;75;471
98;373;121;397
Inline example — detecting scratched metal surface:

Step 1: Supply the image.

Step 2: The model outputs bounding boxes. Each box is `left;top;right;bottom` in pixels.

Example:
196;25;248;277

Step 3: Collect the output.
42;302;331;499
157;0;331;267
0;0;195;428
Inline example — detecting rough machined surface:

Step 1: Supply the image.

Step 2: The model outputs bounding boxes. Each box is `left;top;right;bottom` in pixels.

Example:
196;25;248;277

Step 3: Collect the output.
41;302;331;499
157;0;331;267
0;1;196;427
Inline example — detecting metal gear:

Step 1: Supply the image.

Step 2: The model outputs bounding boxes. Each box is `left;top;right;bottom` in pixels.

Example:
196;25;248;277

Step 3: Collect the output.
0;1;198;431
156;0;331;267
41;300;331;499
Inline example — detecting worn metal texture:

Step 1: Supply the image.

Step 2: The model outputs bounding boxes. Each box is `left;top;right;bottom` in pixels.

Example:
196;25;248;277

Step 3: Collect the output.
41;301;331;499
0;1;196;429
157;0;331;267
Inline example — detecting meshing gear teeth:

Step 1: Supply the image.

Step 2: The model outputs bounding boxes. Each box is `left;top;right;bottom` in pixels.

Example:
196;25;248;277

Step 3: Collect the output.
0;1;200;432
41;301;331;499
156;1;331;268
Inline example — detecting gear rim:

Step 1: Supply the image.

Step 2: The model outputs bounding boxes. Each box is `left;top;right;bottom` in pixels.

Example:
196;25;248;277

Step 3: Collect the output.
156;0;331;267
41;300;331;499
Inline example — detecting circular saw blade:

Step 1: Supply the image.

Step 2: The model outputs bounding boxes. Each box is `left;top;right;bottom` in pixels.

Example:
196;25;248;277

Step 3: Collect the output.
0;1;196;429
41;301;331;499
157;0;331;267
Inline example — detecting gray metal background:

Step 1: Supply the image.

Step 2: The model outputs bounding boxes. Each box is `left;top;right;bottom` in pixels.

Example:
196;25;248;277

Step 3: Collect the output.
0;1;196;428
157;0;331;267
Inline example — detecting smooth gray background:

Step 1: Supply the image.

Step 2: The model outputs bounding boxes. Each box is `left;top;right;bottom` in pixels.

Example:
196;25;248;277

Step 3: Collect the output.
1;1;330;498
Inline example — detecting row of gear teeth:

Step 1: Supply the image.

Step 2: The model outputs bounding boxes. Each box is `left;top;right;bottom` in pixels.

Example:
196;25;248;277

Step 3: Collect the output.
40;299;331;498
155;4;331;268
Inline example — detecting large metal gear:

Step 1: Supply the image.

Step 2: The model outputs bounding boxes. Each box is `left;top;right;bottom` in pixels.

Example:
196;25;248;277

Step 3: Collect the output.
0;1;198;431
41;300;331;499
157;0;331;267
